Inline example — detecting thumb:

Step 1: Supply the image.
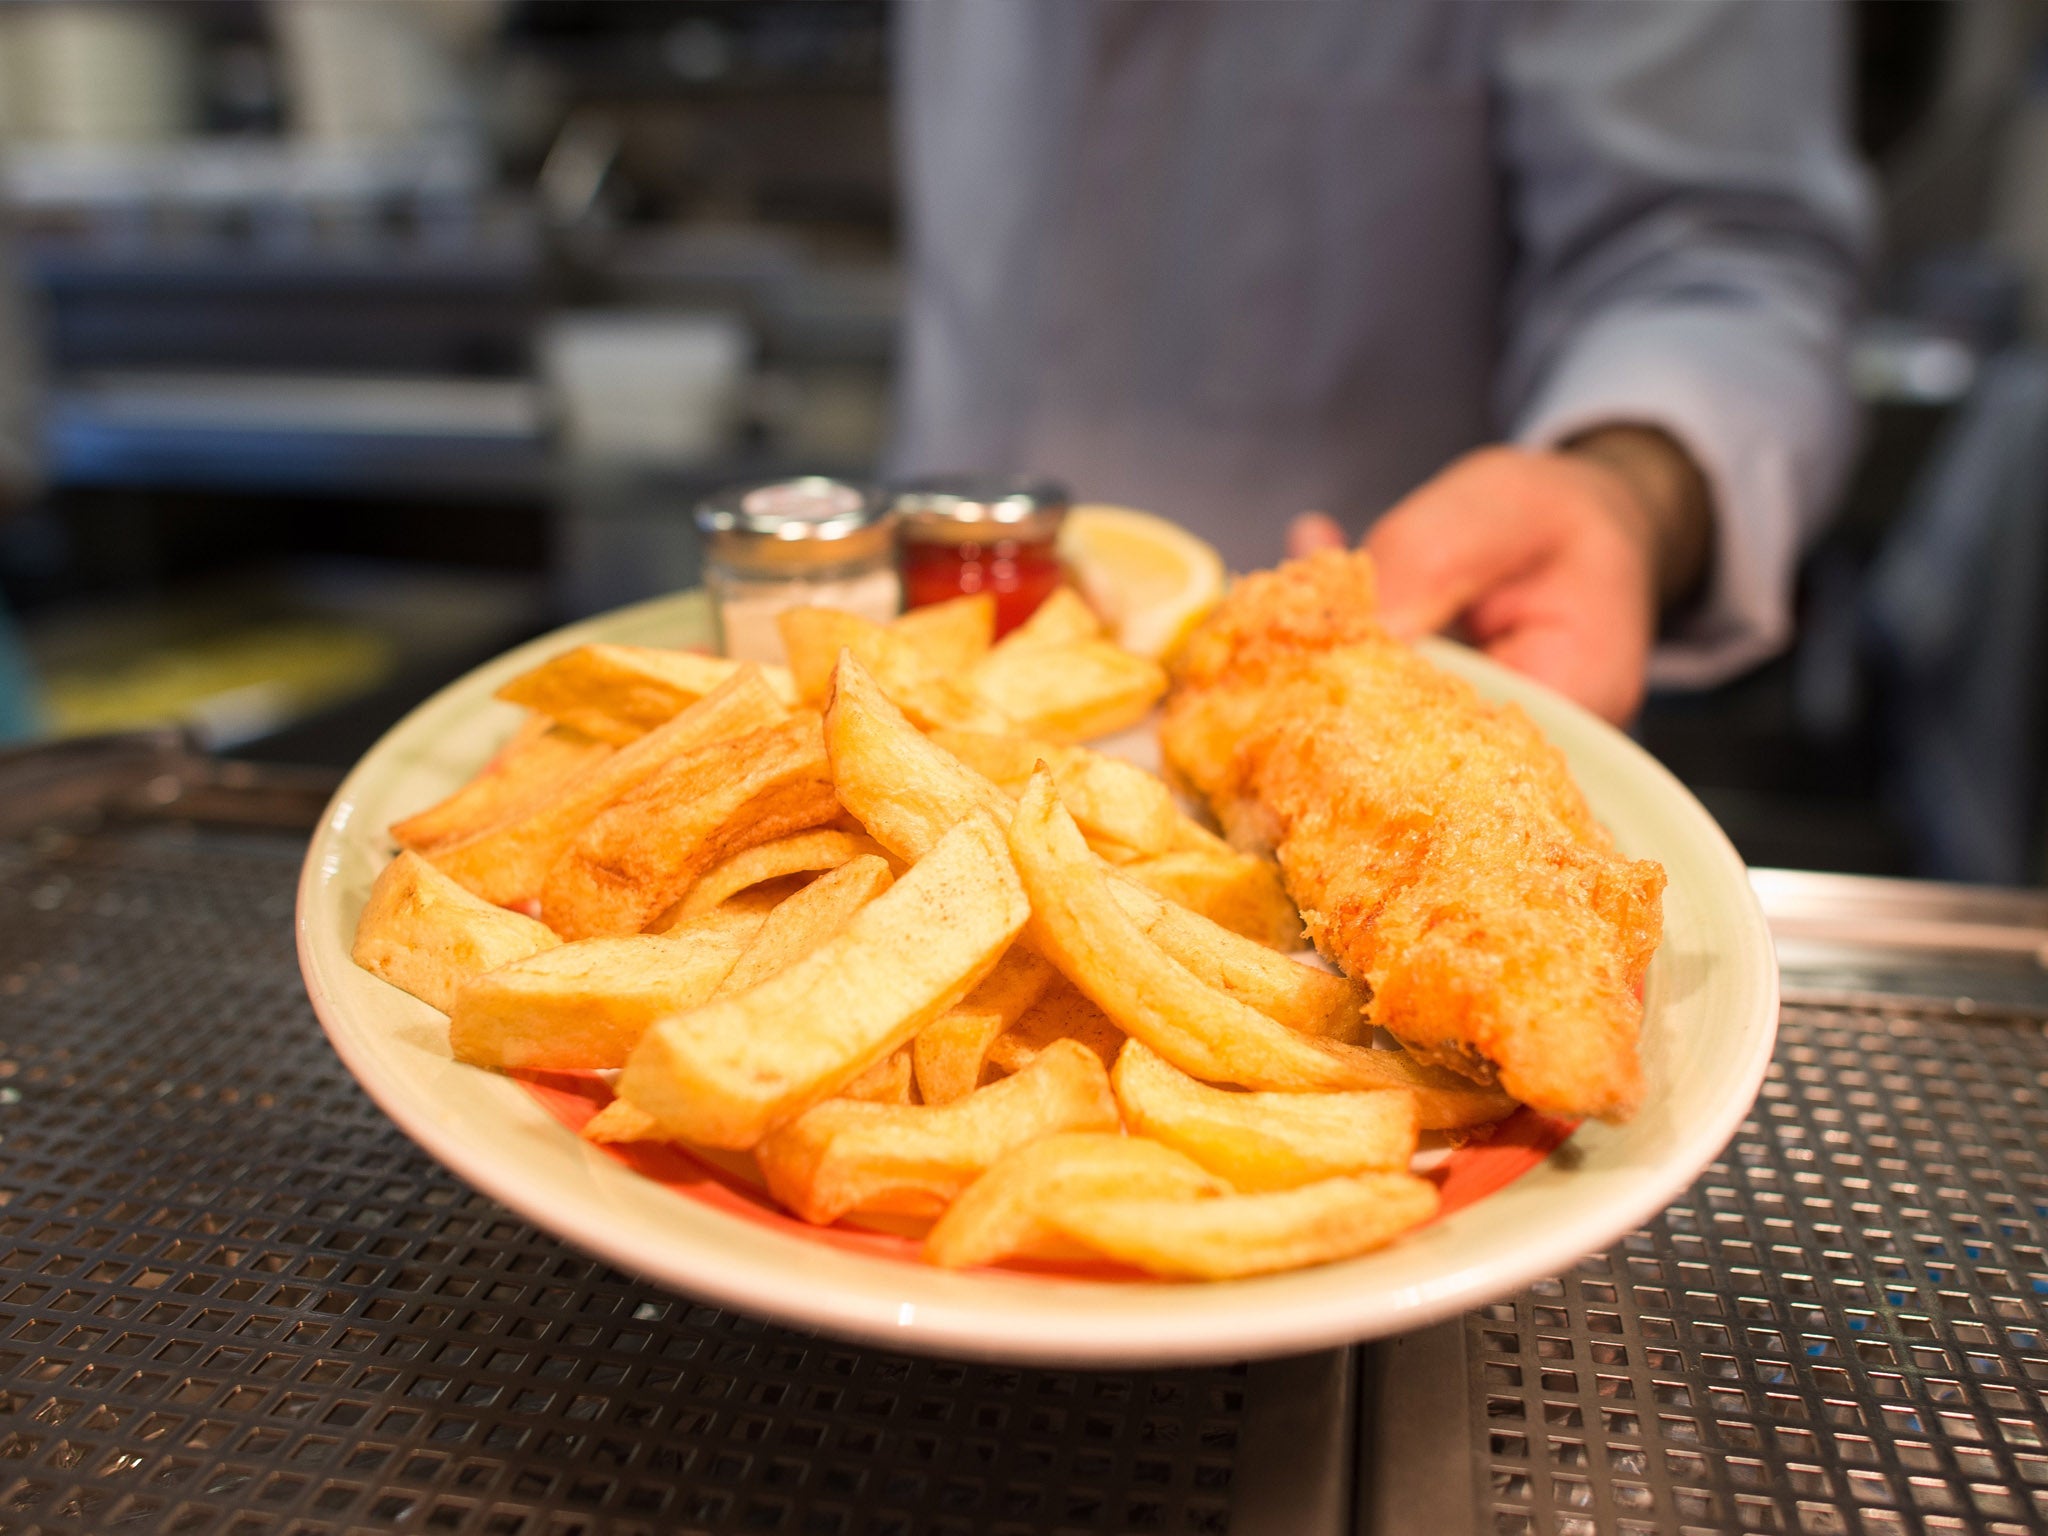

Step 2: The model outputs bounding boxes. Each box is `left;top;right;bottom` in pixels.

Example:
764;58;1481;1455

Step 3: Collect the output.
1365;483;1556;641
1286;511;1348;559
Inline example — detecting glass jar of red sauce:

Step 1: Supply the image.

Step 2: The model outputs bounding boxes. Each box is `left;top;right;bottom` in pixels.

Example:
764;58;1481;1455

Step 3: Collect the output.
891;477;1069;638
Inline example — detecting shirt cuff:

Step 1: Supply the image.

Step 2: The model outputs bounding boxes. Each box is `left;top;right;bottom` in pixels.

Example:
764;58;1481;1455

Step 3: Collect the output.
1513;304;1854;691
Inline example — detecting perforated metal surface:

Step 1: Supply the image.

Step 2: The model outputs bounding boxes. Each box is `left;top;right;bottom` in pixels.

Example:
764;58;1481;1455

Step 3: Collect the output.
1464;999;2048;1536
0;823;1274;1536
18;821;2048;1536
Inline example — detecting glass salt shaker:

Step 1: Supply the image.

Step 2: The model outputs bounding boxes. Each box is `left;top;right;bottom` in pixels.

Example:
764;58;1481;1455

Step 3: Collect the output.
694;477;901;663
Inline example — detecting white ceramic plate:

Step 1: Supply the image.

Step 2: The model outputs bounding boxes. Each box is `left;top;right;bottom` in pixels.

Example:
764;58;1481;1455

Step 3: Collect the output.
296;589;1776;1366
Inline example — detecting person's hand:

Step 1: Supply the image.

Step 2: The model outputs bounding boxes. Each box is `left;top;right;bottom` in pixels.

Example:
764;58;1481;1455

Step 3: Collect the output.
1286;429;1711;725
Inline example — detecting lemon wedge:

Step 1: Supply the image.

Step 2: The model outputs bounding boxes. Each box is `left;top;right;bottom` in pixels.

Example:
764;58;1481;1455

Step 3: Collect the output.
1058;505;1226;661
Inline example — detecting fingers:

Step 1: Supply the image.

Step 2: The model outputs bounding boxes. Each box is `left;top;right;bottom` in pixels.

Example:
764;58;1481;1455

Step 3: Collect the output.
1459;521;1654;726
1286;511;1347;559
1480;621;1646;727
1365;452;1560;641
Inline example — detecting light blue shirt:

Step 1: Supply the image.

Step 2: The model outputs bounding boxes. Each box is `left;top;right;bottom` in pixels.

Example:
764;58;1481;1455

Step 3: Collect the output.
890;0;1873;686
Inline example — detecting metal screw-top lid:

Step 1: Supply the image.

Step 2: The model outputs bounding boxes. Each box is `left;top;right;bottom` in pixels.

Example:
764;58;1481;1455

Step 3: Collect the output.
695;477;895;572
890;475;1070;544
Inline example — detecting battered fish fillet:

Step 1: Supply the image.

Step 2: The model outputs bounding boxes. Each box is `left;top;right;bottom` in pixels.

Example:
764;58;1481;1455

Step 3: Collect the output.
1160;550;1663;1122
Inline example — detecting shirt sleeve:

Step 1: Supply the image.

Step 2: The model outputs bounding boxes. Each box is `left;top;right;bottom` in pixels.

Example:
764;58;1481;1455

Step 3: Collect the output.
1493;0;1874;689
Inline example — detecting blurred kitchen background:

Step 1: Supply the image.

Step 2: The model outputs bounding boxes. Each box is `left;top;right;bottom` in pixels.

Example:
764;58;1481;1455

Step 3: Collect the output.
0;0;2046;886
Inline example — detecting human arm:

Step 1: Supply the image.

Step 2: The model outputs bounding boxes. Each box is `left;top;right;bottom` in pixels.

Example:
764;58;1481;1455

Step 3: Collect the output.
1496;0;1871;687
1299;1;1870;720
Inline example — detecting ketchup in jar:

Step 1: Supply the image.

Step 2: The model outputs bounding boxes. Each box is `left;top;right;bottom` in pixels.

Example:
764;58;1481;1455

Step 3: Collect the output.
892;477;1069;637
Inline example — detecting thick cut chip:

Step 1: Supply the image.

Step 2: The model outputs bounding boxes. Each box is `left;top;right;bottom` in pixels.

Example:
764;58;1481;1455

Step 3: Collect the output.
1112;1039;1419;1191
779;607;1010;731
889;594;995;674
1047;752;1196;857
931;730;1190;857
840;1045;916;1105
912;946;1055;1104
1108;879;1367;1043
756;1038;1118;1224
924;1132;1227;1270
1051;1172;1440;1280
997;586;1103;650
969;637;1166;743
910;1008;1008;1107
713;856;893;999
779;608;891;704
390;717;611;853
497;642;796;743
920;729;1042;791
448;927;754;1071
432;668;788;907
823;651;1014;862
542;714;840;939
671;828;886;921
1119;846;1303;949
645;878;792;938
586;1006;906;1147
351;852;559;1014
985;981;1125;1075
1010;767;1514;1112
618;814;1029;1148
957;944;1057;1023
583;1097;660;1144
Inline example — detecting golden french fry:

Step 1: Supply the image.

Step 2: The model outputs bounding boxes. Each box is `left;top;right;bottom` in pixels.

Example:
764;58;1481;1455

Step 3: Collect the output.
985;980;1125;1075
969;637;1165;743
910;1008;1008;1107
713;856;893;999
497;642;796;743
351;852;559;1014
998;586;1102;650
889;594;995;674
1108;878;1367;1044
1118;845;1303;949
645;877;795;937
541;714;841;939
930;730;1192;857
432;667;789;907
924;1132;1227;1269
585;967;909;1145
1112;1039;1419;1191
959;943;1057;1022
618;814;1029;1148
448;927;756;1071
583;1097;660;1144
1051;1172;1440;1280
778;608;889;704
1009;767;1511;1108
390;717;612;853
1331;1056;1514;1131
920;729;1038;790
755;1038;1118;1224
912;946;1054;1104
779;608;1009;732
671;828;887;921
839;1044;917;1105
823;651;1014;862
1048;752;1193;855
600;1066;918;1132
1084;836;1148;866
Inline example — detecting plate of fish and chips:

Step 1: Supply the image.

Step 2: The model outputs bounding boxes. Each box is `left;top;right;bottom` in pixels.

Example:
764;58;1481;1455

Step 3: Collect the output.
296;554;1775;1366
